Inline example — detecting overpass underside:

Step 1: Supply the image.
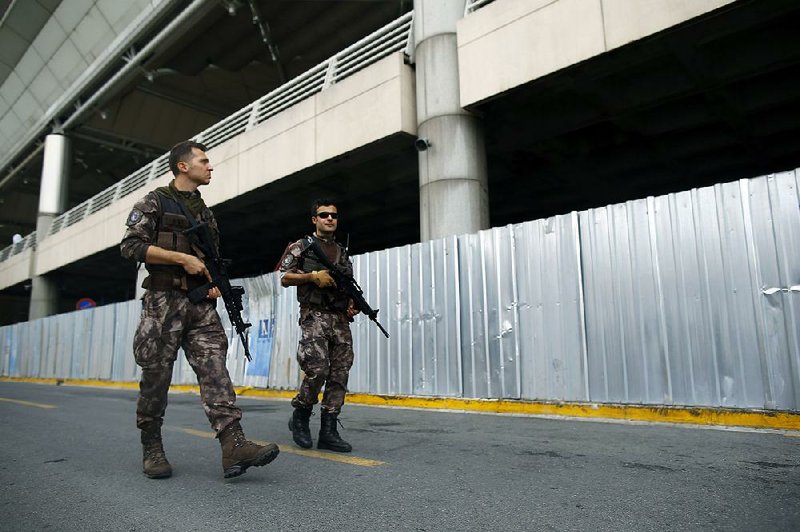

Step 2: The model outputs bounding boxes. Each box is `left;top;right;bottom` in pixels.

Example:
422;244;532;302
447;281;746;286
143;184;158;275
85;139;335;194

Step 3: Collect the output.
474;0;800;225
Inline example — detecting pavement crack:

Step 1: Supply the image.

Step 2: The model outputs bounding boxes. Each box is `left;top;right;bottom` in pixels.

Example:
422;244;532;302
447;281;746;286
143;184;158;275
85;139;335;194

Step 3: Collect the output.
622;461;677;472
518;450;567;458
742;461;798;469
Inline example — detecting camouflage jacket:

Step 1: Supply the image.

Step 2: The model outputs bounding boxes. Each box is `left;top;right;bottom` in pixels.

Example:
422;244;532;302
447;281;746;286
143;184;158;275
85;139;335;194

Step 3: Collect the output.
279;235;353;310
120;189;220;263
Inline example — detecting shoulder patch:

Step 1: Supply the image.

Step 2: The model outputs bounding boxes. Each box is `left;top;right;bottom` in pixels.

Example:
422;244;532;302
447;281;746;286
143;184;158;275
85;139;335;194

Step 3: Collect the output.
126;209;144;226
281;253;294;268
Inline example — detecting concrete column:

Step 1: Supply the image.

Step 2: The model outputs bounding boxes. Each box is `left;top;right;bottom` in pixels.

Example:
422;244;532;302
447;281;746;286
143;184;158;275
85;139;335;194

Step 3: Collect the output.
414;0;489;241
29;134;70;320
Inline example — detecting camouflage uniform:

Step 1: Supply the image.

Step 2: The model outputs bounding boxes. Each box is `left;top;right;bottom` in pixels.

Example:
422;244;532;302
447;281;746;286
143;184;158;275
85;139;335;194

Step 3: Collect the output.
280;236;355;415
121;189;241;435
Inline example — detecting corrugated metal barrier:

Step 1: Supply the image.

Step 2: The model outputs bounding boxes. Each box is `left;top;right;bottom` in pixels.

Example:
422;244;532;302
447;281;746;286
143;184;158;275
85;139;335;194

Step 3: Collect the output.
2;170;798;411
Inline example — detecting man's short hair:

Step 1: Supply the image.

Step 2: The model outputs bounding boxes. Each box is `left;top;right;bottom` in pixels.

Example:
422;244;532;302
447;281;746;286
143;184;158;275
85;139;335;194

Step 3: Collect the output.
311;198;338;216
169;141;208;176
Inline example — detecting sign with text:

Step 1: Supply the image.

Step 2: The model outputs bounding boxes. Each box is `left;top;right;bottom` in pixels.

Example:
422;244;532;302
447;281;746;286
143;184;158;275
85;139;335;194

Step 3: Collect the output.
246;318;273;377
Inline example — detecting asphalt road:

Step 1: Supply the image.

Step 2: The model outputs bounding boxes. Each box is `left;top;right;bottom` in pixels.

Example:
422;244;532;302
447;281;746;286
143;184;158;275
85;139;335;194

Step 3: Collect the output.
0;381;798;531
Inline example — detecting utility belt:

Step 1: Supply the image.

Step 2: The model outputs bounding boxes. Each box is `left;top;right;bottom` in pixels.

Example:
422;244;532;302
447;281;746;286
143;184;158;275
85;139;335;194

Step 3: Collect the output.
142;271;205;293
297;283;348;312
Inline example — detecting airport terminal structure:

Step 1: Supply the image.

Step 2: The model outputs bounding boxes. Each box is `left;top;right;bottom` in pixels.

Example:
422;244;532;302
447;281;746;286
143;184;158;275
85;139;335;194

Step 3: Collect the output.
0;0;798;418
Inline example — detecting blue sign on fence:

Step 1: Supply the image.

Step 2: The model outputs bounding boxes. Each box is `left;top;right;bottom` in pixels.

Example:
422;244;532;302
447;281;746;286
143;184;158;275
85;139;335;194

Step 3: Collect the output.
246;319;273;377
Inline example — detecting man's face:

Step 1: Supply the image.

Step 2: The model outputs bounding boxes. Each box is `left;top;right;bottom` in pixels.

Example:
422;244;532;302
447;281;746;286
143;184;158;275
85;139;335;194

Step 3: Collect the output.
178;148;213;186
312;205;338;236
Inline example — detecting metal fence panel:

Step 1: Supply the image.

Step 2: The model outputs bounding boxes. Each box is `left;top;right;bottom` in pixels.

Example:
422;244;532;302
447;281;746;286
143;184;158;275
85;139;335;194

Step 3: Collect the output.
111;300;140;382
18;320;41;377
350;247;387;394
431;236;463;396
71;310;92;379
39;315;58;378
483;226;522;399
692;181;765;407
0;323;21;376
269;279;301;390
459;226;522;399
749;172;800;408
412;239;447;395
515;214;588;402
355;244;416;395
89;305;116;379
351;244;391;395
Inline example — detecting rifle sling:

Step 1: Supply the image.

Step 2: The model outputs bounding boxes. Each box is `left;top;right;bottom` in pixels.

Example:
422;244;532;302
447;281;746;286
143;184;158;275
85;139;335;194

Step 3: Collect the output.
168;189;215;259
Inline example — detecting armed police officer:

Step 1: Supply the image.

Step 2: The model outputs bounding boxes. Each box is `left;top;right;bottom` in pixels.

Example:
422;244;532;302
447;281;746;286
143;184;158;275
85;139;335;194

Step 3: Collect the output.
279;199;359;452
121;141;279;479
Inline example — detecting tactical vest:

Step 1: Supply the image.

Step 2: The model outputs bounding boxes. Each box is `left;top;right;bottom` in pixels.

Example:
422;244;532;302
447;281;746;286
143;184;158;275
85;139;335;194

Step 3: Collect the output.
296;238;349;311
142;192;209;292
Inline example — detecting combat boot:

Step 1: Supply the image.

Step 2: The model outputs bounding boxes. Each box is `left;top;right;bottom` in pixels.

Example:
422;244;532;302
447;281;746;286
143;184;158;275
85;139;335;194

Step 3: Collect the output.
141;431;172;479
318;411;352;453
288;406;313;448
218;421;279;478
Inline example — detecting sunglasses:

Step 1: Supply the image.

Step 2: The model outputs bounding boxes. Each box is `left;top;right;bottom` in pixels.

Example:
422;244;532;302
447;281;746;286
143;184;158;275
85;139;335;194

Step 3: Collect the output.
315;211;338;220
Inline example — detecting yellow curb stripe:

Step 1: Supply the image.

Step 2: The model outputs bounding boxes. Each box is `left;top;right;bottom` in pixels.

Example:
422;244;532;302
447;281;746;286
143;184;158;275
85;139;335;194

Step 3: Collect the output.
175;427;384;467
3;376;799;431
0;396;57;409
346;393;800;431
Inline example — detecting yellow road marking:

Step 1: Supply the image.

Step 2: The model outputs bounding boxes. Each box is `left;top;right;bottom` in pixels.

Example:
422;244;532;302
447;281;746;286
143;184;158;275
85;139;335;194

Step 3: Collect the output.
0;397;56;409
175;427;385;467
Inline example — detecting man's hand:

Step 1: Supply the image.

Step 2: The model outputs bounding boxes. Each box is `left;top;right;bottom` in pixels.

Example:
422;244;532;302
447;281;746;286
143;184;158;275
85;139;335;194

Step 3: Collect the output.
180;255;217;299
311;270;336;288
347;302;361;318
180;254;209;277
207;286;221;299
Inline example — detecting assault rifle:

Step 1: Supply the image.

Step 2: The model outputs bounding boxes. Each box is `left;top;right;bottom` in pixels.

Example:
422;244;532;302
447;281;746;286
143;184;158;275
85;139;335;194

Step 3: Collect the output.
301;235;390;338
168;194;253;362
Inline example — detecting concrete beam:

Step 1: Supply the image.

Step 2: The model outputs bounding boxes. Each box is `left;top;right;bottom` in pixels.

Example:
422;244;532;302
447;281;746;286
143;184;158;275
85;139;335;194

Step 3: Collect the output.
458;0;735;107
0;248;33;290
26;53;416;277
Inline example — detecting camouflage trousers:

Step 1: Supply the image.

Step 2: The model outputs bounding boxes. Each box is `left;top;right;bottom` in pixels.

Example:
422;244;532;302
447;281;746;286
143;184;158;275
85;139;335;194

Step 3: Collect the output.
133;290;241;435
291;308;354;415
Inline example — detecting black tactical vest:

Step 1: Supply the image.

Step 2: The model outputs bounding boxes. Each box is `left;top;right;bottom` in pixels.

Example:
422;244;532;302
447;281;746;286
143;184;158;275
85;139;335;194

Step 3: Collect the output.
142;192;210;292
296;237;350;311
